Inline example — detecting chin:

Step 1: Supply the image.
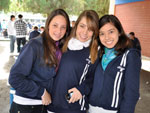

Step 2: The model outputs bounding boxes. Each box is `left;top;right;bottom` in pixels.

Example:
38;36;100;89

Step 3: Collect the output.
54;38;61;41
104;45;114;48
81;38;89;42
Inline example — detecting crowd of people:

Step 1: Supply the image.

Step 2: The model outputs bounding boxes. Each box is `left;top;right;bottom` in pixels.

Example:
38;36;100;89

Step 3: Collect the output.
2;14;45;56
8;9;141;113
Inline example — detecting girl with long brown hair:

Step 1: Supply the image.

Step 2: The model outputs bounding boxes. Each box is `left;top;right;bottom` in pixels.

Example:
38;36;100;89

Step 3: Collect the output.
9;9;70;113
48;10;99;113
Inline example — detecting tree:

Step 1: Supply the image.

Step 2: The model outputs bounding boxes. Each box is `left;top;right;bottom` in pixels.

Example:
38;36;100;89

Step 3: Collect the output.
9;0;26;13
0;0;10;12
23;0;86;16
84;0;109;17
7;0;109;17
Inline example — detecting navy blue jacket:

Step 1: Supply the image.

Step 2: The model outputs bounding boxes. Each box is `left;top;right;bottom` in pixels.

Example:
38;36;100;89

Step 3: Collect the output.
9;36;56;99
48;47;99;112
89;48;141;113
29;30;40;40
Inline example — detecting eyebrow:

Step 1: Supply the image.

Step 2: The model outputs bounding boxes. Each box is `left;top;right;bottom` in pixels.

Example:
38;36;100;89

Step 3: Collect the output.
53;22;66;26
79;23;86;26
108;28;115;31
100;28;115;32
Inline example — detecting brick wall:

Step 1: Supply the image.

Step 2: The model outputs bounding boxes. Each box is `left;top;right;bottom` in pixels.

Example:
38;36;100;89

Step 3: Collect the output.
115;0;150;57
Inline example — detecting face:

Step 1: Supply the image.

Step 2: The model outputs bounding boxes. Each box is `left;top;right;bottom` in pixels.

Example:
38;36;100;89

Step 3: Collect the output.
76;17;93;42
129;34;134;40
49;15;67;41
12;17;15;21
99;23;120;48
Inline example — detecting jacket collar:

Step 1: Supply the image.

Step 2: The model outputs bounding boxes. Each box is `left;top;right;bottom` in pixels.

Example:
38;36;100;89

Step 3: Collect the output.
68;37;91;50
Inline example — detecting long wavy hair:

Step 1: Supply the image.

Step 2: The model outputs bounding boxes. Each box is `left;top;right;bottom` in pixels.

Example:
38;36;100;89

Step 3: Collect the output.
98;15;132;57
41;9;70;67
62;10;99;64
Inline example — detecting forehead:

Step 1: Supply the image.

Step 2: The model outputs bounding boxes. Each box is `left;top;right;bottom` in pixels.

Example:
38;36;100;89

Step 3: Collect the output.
79;17;95;30
100;23;116;31
50;15;66;25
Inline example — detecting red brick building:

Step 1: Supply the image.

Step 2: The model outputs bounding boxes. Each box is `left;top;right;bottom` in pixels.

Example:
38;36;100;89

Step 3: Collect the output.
110;0;150;57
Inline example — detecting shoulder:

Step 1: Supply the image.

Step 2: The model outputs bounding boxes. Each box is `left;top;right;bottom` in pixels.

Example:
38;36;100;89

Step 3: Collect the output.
14;20;19;24
124;48;141;65
127;48;141;57
35;31;40;34
23;20;27;25
28;36;43;47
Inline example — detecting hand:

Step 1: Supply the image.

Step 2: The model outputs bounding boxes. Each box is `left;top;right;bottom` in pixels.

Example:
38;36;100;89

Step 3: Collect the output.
68;87;82;103
41;89;51;105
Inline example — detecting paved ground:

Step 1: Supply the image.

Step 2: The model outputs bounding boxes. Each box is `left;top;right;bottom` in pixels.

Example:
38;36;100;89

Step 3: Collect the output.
0;39;150;113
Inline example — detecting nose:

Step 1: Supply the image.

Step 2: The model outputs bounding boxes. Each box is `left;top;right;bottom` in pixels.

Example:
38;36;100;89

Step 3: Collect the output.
104;34;109;40
56;27;61;34
83;27;88;35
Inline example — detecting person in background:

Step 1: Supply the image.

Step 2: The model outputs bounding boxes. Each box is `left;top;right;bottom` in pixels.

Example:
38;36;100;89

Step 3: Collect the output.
9;9;70;113
7;15;16;55
14;14;27;53
27;22;32;30
70;20;76;32
29;26;40;40
3;29;8;38
40;26;45;33
89;15;141;113
47;10;99;113
129;32;141;51
71;20;76;28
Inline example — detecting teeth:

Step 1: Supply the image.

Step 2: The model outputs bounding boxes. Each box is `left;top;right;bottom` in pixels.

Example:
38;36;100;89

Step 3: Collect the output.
106;41;113;44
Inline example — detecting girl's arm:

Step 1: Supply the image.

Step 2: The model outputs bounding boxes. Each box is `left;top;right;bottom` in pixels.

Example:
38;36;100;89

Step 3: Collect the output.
119;50;141;113
9;41;45;98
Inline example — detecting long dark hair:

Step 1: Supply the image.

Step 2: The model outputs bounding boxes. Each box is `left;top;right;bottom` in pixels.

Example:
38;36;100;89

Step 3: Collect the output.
63;10;99;64
41;9;70;67
99;15;132;56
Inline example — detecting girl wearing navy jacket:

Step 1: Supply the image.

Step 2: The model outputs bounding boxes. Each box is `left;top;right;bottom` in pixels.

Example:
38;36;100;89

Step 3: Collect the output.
89;15;141;113
47;10;99;113
9;9;70;113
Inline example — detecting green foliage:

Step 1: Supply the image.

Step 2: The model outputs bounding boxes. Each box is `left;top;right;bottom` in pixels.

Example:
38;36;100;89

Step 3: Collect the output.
23;0;87;16
84;0;110;17
6;0;109;17
9;0;26;12
0;0;10;12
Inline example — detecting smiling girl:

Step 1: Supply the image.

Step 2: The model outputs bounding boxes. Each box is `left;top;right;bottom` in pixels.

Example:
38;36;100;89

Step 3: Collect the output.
89;15;141;113
9;9;70;113
48;10;99;113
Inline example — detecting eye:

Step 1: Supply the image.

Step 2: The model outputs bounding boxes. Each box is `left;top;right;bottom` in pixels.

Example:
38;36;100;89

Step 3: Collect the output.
109;30;114;34
99;32;104;36
80;24;85;28
53;24;57;27
61;26;66;30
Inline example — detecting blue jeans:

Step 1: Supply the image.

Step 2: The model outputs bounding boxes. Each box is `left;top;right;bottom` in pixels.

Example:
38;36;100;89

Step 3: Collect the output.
9;35;16;53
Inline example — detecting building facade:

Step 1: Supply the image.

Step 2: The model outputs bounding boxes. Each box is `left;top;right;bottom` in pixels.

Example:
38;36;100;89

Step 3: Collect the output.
109;0;150;57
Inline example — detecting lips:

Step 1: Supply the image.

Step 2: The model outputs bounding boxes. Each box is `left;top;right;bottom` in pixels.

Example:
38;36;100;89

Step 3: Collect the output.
54;33;61;39
80;34;88;39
